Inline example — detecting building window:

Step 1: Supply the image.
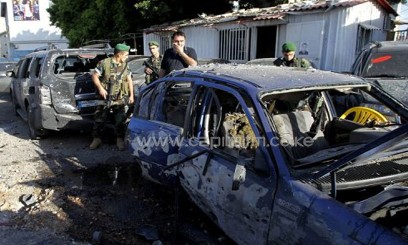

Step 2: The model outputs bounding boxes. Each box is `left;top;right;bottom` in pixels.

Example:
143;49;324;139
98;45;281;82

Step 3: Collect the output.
219;28;250;63
356;25;373;53
395;30;408;41
158;35;171;53
383;15;392;30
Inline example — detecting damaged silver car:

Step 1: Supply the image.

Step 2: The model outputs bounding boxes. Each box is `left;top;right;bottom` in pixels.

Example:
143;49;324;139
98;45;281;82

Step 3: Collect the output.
126;64;408;244
9;47;112;139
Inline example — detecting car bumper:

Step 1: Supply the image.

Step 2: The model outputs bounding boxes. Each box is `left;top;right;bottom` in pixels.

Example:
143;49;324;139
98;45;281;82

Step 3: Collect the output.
34;104;94;131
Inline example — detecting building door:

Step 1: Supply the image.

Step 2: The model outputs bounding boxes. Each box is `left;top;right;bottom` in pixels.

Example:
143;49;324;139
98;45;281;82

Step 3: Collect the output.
256;26;277;58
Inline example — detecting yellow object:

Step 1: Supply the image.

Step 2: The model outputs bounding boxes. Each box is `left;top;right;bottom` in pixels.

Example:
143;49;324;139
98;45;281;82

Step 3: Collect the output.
339;106;388;125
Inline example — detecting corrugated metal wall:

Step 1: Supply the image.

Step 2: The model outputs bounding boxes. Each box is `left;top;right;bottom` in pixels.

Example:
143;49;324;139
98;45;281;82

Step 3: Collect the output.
143;33;171;56
182;26;219;59
324;1;388;72
144;27;219;59
143;1;391;72
276;1;389;72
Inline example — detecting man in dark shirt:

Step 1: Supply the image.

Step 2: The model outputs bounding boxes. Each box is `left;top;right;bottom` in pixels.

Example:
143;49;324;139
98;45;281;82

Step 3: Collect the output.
273;42;311;69
159;31;197;77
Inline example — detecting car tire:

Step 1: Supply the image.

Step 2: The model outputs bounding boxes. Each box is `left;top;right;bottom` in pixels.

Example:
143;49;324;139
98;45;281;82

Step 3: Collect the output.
10;91;19;116
27;105;48;139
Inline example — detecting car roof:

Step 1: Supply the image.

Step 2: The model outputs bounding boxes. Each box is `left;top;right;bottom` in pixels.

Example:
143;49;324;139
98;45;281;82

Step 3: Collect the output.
128;55;149;61
198;58;230;65
171;64;366;91
246;58;277;65
23;48;113;57
366;40;408;52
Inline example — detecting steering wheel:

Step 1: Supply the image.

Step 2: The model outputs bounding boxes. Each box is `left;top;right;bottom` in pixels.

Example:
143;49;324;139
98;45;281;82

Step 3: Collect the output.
339;106;388;125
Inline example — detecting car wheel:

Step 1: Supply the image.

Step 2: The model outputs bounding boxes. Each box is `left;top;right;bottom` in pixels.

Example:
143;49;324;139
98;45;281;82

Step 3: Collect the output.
27;105;48;139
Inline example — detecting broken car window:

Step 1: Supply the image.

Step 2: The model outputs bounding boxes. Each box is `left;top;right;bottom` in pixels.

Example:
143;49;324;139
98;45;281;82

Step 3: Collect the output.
151;81;192;127
191;86;259;157
262;86;403;167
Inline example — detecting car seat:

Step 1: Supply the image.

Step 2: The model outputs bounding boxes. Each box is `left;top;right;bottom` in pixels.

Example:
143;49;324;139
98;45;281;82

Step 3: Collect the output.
273;110;328;160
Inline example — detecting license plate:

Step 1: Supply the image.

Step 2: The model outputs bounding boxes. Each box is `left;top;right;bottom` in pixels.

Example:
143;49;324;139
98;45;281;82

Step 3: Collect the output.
77;100;99;109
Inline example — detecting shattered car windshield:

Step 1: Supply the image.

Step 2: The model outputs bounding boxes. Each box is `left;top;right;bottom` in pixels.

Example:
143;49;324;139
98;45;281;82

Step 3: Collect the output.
53;54;108;75
363;51;408;77
261;85;408;170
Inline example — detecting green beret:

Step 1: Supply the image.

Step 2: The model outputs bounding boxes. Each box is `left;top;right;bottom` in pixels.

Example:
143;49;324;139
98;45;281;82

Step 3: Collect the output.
115;43;130;52
148;41;159;47
282;42;296;52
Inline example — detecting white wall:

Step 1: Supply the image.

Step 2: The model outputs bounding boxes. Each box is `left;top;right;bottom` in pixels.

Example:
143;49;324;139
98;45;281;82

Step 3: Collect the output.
144;26;220;59
324;1;388;72
142;0;392;72
183;26;219;59
396;3;408;31
285;20;325;68
7;0;61;40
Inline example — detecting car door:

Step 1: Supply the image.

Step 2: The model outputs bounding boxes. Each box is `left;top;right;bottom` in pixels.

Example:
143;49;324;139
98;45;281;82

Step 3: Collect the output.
13;57;32;113
127;78;193;186
177;83;276;245
10;59;22;105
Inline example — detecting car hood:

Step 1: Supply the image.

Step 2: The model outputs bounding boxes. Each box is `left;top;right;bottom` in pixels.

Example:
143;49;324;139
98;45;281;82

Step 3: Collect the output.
313;123;408;179
368;78;408;106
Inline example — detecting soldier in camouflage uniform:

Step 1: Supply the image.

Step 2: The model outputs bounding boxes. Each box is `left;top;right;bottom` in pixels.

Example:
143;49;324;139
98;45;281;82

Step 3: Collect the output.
144;41;162;85
273;42;311;69
89;43;134;151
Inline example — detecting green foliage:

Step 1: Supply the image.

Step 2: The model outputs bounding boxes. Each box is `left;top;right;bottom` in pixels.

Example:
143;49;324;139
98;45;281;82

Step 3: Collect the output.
48;0;143;47
134;0;171;22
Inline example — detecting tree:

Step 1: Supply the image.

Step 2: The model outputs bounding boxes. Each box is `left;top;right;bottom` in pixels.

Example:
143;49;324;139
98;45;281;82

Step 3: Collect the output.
48;0;143;47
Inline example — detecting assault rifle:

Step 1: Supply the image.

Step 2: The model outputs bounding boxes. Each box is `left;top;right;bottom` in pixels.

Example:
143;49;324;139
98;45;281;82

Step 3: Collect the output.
143;60;160;83
92;80;116;109
105;78;114;108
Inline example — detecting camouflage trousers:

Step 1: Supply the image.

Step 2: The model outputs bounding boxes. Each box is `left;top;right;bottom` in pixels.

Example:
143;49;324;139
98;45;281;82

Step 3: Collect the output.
92;104;127;138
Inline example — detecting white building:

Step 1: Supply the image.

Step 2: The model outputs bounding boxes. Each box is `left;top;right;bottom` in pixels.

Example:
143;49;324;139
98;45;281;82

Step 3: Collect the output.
0;0;68;60
143;0;398;72
394;2;408;40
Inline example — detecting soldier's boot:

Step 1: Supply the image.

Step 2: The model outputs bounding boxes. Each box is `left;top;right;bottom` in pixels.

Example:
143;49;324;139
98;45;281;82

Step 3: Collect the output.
89;138;102;150
116;137;125;151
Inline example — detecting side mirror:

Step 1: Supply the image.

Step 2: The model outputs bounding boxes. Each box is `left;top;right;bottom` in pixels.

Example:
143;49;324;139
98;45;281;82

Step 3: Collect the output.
232;157;248;191
6;71;15;77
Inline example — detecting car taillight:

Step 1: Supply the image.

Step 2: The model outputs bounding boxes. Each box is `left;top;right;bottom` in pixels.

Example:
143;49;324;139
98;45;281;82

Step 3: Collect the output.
39;86;52;105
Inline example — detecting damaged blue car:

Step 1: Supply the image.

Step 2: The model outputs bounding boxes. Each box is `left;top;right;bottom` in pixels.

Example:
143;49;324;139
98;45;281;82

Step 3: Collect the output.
126;64;408;244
